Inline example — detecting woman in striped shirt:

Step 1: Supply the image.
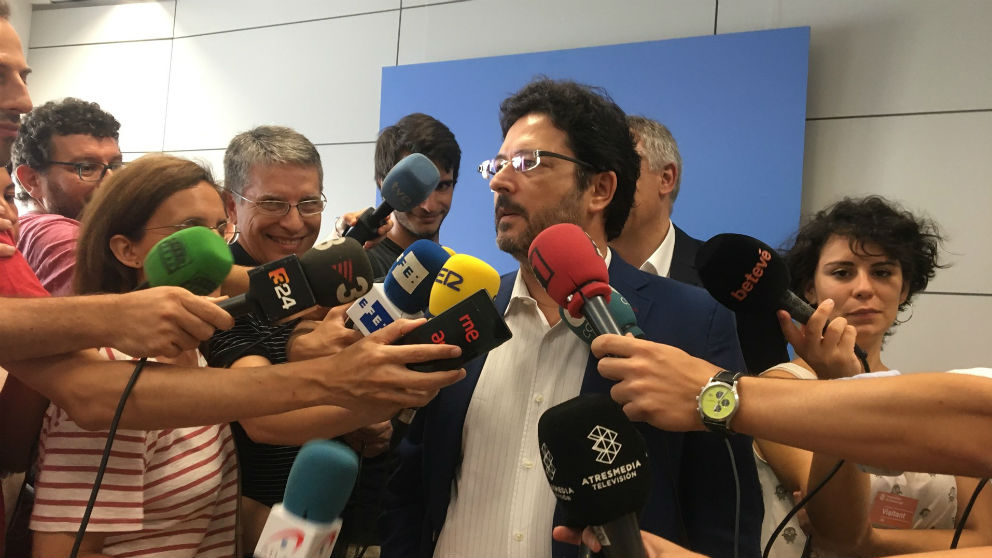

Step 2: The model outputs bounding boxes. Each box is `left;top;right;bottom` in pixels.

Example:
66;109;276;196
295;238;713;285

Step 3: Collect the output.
30;155;239;557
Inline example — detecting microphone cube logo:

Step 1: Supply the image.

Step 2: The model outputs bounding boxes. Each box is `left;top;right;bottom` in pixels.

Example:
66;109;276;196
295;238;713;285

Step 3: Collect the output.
541;442;556;480
392;252;429;294
587;425;621;465
528;248;554;289
268;267;297;311
157;238;187;274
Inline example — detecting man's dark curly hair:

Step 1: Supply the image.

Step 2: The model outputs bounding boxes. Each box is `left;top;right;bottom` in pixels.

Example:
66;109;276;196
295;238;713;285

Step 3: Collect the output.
375;113;461;187
786;195;946;312
498;78;640;241
12;97;121;170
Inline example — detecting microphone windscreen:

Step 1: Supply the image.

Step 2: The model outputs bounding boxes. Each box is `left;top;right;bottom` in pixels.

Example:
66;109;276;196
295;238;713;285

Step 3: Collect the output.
299;237;373;306
528;223;611;316
538;394;651;526
561;287;643;344
282;440;359;523
383;239;451;314
695;233;791;314
441;246;456;257
143;226;233;295
380;153;440;212
428;253;500;316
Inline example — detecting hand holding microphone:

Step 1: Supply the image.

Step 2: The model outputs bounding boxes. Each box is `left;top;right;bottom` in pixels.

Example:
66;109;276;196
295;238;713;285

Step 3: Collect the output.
777;299;862;379
345;153;440;244
538;393;651;558
695;233;868;374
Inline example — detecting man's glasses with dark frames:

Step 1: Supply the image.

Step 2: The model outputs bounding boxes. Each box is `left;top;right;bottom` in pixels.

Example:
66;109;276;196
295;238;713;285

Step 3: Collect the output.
477;150;597;180
48;161;125;182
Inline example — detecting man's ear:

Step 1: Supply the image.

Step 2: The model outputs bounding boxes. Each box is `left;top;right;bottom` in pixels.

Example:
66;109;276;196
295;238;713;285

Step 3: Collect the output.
587;170;618;215
109;234;143;269
223;191;238;225
14;164;44;203
659;162;678;198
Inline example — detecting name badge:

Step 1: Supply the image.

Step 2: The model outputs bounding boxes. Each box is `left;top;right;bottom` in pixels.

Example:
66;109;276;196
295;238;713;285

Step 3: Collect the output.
869;492;918;529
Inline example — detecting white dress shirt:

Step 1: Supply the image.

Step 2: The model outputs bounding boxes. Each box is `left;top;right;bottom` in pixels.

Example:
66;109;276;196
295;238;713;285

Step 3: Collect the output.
637;219;676;277
433;252;613;558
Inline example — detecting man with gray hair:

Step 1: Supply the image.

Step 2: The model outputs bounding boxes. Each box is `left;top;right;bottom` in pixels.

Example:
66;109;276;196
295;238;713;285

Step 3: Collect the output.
611;115;788;373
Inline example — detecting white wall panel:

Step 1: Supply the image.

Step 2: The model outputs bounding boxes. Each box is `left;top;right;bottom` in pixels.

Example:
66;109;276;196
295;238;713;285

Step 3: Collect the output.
883;293;991;372
164;11;398;152
398;0;715;64
173;0;398;37
29;2;175;47
802;112;992;296
26;40;173;153
718;0;992;118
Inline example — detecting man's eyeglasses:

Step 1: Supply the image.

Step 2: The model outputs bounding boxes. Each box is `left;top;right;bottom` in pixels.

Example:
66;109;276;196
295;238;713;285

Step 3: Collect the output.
48;161;125;182
477;150;597;180
228;189;326;217
145;219;231;238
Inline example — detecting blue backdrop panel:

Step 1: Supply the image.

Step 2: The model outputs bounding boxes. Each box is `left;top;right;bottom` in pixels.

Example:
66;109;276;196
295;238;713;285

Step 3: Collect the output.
380;28;809;274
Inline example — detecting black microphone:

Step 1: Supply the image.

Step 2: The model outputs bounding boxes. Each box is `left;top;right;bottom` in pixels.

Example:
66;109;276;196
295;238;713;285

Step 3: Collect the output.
528;223;621;337
219;237;373;323
695;232;869;368
539;394;650;558
345;153;440;244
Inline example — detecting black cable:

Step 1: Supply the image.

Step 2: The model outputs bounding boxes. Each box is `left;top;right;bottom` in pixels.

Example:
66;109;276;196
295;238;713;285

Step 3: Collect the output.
853;344;871;374
762;459;845;558
70;357;147;558
723;438;741;558
951;477;989;549
800;532;814;558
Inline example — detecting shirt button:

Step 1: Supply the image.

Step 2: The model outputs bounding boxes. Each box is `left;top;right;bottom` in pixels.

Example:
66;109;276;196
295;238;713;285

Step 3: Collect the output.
534;394;544;404
514;532;524;542
522;459;534;469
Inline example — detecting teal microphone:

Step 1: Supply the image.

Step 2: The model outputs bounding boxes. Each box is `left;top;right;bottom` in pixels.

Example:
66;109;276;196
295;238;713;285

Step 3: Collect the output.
560;286;645;344
143;226;233;295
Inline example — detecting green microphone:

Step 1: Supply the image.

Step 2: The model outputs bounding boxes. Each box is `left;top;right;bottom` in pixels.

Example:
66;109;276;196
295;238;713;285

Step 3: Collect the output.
143;226;233;295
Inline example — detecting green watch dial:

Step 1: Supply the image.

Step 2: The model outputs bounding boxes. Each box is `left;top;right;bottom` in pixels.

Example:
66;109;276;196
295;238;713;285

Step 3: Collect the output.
700;384;737;420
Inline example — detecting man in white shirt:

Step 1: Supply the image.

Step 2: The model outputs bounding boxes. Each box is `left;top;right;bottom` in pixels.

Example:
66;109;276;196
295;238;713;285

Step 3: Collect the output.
611;115;789;373
382;78;763;558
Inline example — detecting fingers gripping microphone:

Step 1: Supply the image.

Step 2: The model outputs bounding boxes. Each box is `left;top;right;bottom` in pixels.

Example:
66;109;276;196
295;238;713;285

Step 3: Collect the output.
346;240;450;335
539;394;650;558
345;153;440;244
561;286;644;344
695;233;869;369
528;223;621;337
142;226;234;294
254;440;359;558
220;237;373;323
427;253;500;316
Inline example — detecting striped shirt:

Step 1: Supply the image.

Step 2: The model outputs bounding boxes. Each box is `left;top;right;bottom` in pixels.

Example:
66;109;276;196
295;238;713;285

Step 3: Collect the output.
30;348;239;557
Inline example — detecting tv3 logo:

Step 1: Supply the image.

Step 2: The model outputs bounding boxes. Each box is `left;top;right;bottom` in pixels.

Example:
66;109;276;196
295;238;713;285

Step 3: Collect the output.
268;267;297;310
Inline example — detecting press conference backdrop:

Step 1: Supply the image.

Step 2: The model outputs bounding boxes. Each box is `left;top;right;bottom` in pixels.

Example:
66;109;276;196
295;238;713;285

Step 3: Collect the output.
380;27;809;274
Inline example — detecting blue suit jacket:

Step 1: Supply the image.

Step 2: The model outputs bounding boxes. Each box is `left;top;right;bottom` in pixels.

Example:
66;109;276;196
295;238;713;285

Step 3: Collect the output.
381;255;763;557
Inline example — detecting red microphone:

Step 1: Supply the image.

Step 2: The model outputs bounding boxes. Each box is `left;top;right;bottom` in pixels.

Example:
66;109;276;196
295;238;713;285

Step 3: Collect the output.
528;223;621;337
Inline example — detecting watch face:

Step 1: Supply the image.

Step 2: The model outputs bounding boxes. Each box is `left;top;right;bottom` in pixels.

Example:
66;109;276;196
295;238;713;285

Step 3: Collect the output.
700;384;737;420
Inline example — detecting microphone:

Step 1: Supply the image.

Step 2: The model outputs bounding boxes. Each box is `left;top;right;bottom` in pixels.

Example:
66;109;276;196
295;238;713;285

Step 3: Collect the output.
395;288;512;372
560;286;644;344
346;239;450;335
538;394;650;558
427;253;500;316
695;232;869;367
345;153;440;244
528;223;621;337
142;226;233;294
220;237;373;323
254;440;359;558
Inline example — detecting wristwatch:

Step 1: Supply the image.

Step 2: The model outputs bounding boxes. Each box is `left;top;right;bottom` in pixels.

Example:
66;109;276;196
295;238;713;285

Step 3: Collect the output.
697;370;742;436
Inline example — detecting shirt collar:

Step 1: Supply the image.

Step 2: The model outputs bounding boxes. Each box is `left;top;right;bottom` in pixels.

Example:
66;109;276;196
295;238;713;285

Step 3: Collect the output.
640;220;675;277
506;247;613;317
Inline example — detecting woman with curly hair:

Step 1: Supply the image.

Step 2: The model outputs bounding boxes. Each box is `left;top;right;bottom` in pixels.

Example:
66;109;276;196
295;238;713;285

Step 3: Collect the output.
756;195;992;557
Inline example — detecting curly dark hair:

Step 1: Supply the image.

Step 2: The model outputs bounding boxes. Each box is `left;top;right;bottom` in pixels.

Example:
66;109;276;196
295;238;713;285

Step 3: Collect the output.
498;78;640;241
11;97;121;170
375;113;461;187
785;195;946;313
